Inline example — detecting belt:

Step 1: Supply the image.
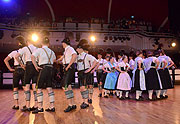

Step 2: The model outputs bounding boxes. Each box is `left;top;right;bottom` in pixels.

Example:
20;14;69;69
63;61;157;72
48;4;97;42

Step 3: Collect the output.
40;64;53;68
26;61;33;65
78;69;88;73
14;65;22;69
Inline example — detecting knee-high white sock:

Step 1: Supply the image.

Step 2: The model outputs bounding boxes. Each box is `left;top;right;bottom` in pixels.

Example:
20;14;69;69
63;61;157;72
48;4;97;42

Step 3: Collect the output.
119;91;123;98
156;90;161;98
139;91;142;96
164;90;167;95
136;90;140;99
104;90;107;96
148;90;153;99
116;91;120;97
125;92;129;97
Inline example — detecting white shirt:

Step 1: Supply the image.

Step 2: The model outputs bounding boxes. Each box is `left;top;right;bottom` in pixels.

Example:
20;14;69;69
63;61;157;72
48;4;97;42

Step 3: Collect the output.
62;45;77;64
89;54;98;67
8;49;25;66
129;59;135;70
103;62;117;71
118;58;123;63
18;44;37;63
77;52;97;71
33;46;56;66
97;58;104;70
118;61;130;71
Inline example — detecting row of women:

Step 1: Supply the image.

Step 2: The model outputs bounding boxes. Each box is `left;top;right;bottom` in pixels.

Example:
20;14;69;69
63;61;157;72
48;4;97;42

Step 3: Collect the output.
96;49;174;101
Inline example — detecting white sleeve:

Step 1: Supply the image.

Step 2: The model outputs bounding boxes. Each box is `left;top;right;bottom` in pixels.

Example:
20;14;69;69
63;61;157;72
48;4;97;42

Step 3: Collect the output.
69;47;77;55
87;54;97;62
8;51;16;59
18;47;26;56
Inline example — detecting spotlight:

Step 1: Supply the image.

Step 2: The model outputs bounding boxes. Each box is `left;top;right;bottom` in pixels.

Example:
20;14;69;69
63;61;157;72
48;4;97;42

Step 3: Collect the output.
2;0;11;2
90;35;96;42
131;16;134;19
171;42;176;47
32;33;39;42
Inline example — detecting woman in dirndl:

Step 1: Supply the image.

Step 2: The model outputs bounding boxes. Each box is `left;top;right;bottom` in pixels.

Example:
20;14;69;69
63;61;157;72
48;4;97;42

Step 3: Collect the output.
158;50;174;99
144;51;162;100
103;56;118;98
116;55;132;100
132;50;146;101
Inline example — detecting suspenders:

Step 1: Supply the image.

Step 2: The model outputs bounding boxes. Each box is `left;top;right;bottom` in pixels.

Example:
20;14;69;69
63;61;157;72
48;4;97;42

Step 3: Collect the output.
27;46;32;54
17;50;24;65
77;53;87;71
42;48;53;64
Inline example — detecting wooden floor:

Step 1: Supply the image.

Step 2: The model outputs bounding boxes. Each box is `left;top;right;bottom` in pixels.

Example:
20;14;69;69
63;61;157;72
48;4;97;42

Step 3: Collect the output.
0;86;180;124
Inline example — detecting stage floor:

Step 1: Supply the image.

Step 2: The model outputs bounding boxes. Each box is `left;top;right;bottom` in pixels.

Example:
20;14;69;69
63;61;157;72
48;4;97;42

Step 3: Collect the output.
0;86;180;124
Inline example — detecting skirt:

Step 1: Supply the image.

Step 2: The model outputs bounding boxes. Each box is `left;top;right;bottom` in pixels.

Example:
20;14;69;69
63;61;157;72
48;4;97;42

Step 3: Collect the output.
116;72;131;90
145;68;161;90
158;68;173;89
133;69;146;90
104;72;118;90
128;70;133;79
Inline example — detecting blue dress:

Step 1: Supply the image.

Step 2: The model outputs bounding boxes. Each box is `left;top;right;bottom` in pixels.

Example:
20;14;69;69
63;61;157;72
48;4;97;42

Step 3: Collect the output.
104;62;118;90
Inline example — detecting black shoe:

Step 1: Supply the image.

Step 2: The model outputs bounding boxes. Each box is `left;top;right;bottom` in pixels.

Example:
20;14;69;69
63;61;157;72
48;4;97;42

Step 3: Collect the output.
21;107;31;112
119;97;125;100
80;102;89;109
88;99;92;104
139;96;144;101
147;98;155;101
72;105;77;110
12;105;19;110
64;106;73;112
32;108;44;114
125;96;131;100
164;95;168;99
45;108;55;112
136;98;144;101
98;93;102;97
104;95;108;98
23;105;26;109
30;106;38;111
160;95;165;99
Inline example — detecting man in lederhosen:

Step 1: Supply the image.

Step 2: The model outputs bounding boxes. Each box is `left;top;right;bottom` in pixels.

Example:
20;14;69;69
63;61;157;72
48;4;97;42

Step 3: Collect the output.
76;40;97;109
31;37;56;114
83;44;98;104
4;36;26;110
94;50;104;97
57;38;77;112
15;36;38;112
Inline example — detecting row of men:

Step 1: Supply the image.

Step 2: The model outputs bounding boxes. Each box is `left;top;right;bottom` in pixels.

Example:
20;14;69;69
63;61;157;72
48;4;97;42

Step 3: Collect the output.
4;37;102;113
95;50;174;101
4;36;174;114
